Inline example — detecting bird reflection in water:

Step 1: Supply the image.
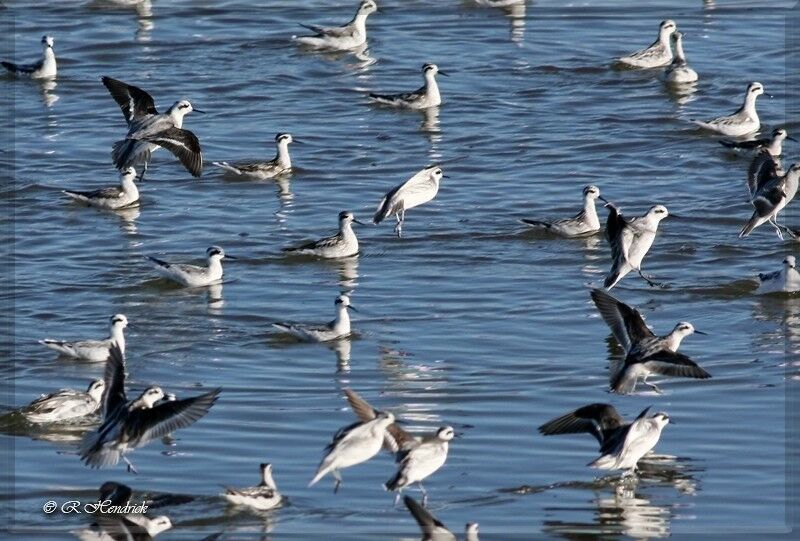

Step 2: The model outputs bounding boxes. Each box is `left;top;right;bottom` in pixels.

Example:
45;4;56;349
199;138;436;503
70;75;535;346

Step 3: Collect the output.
39;78;59;108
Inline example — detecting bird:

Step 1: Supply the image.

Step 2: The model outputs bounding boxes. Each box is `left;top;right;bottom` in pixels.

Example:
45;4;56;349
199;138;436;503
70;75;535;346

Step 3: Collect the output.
664;31;697;84
521;185;607;237
272;294;355;342
757;255;800;294
603;203;668;289
74;513;172;541
222;463;283;511
101;76;204;179
308;410;396;492
740;150;800;239
588;409;671;476
282;211;362;258
63;167;140;210
616;20;676;68
294;0;378;50
40;314;129;362
374;165;446;237
147;246;235;287
212;133;295;180
720;127;796;158
403;496;480;541
97;481;134;506
539;403;635;450
22;379;106;423
369;63;448;110
692;82;765;137
1;35;57;79
79;343;220;473
590;288;711;394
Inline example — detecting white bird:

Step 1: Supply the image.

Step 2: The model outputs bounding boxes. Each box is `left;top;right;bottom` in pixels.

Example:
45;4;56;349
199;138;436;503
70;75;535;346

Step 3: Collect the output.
222;463;283;511
720;127;796;158
757;255;800;294
74;514;172;541
102;76;204;179
22;379;105;423
148;246;234;287
591;288;711;394
80;343;220;473
369;64;448;110
308;411;396;492
63;167;140;210
40;314;129;362
374;165;446;237
589;409;671;476
404;496;480;541
273;294;355;343
603;203;668;289
385;426;454;506
521;185;607;237
295;0;378;50
692;82;765;137
212;133;295;180
1;35;57;79
617;20;676;69
664;31;697;84
740;150;800;239
282;211;362;258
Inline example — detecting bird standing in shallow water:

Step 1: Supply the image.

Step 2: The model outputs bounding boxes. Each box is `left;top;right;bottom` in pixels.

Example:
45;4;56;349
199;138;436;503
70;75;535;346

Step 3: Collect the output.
374;165;447;237
589;409;671;477
603;203;668;289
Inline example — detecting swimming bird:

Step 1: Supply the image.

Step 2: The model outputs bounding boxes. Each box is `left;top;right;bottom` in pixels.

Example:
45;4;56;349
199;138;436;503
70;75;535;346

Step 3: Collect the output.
385;426;454;506
222;463;283;510
720;127;796;157
603;203;668;289
1;35;57;79
22;379;105;423
295;0;378;50
740;150;800;239
369;63;448;109
98;481;134;506
80;343;220;473
590;288;711;394
664;31;697;84
404;496;480;541
692;82;765;137
102;76;204;179
521;185;607;237
374;165;446;237
272;294;355;342
75;513;172;541
212;133;295;180
308;411;396;492
40;314;129;362
539;403;637;450
757;255;800;294
616;20;676;69
63;167;140;210
589;409;671;476
147;246;234;287
282;211;362;258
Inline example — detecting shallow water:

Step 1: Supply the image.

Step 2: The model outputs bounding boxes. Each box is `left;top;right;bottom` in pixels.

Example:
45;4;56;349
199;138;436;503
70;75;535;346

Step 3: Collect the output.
2;0;799;539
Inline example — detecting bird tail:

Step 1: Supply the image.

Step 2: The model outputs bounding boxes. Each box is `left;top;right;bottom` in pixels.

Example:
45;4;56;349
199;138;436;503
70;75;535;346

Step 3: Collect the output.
739;213;761;237
588;453;616;469
2;61;20;73
211;161;242;175
62;190;90;203
308;463;332;487
39;339;73;356
718;139;737;149
610;367;637;394
369;93;396;105
147;255;170;268
373;196;392;225
520;219;552;229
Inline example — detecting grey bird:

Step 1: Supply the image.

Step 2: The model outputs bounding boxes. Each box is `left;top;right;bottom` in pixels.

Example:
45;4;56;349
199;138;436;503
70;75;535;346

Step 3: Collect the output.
740;149;800;240
589;409;671;475
404;496;480;541
720;127;796;158
521;185;608;237
603;203;668;289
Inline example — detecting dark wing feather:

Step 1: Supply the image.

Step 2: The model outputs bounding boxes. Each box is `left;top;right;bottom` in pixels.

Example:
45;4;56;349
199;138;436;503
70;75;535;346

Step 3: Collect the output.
720;137;768;150
343;388;413;452
125;388;221;445
2;59;42;74
373;182;405;224
403;495;450;536
748;149;779;197
324;420;364;453
299;23;351;37
590;289;654;352
92;513;151;541
641;350;711;379
538;403;625;445
143;127;203;177
101;76;157;124
102;343;127;419
65;187;123;200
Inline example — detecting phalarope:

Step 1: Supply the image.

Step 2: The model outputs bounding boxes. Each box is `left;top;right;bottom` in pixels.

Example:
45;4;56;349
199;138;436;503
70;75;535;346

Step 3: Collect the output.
273;294;355;342
374;165;446;237
97;481;133;506
591;288;711;394
212;133;295;180
283;211;362;258
308;411;395;492
385;426;454;506
617;20;676;69
80;343;220;473
540;403;643;450
664;31;697;84
295;0;378;50
721;127;796;157
1;35;56;79
102;76;204;179
604;203;668;289
740;150;800;239
521;185;607;237
40;314;129;362
369;64;448;109
757;255;800;294
589;409;671;476
404;496;480;541
75;514;172;541
22;379;105;423
692;82;765;137
63;167;140;210
222;463;283;511
148;246;235;287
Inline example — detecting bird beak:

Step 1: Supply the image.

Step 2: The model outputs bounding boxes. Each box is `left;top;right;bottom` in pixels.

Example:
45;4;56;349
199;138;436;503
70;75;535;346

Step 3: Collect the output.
454;432;464;438
292;139;305;145
347;305;358;312
668;418;675;424
598;196;609;204
442;174;451;179
394;418;408;425
352;219;365;226
788;136;798;142
438;70;450;77
193;108;206;114
224;255;238;260
693;330;708;335
126;323;135;329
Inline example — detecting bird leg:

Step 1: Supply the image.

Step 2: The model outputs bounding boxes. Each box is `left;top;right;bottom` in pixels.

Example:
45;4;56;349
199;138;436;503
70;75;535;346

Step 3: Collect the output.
138;160;149;182
769;217;797;239
393;492;402;507
123;456;138;475
637;268;665;288
333;470;342;494
767;217;785;240
642;376;662;394
394;210;405;238
419;482;428;507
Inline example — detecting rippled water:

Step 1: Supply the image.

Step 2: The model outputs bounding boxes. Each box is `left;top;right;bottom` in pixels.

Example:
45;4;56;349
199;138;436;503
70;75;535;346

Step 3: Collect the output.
2;0;799;539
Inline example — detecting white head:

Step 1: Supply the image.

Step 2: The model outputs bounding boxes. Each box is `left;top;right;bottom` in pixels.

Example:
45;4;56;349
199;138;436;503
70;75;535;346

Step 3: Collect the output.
338;210;363;228
671;30;685;53
86;379;106;402
771;128;790;142
582;185;606;203
169;99;205;117
465;523;480;536
647;205;669;222
375;410;395;426
659;20;677;39
435;426;456;442
335;294;356;312
672;321;705;338
206;246;231;262
746;82;764;100
109;314;129;331
120;167;137;182
422;63;448;78
275;132;293;147
427;166;445;183
357;0;378;17
651;412;671;428
785;255;797;269
138;386;165;408
41;35;54;49
145;515;173;536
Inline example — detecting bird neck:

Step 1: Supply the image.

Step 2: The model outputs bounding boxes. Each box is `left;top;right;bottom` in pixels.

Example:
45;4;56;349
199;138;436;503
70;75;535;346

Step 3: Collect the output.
261;468;277;489
352;12;369;34
207;256;224;276
334;305;351;331
583;196;600;228
275;142;292;169
742;93;759;117
168;108;187;128
663;330;685;352
425;73;440;102
340;220;355;238
121;176;139;198
110;326;126;352
767;137;783;156
673;38;686;62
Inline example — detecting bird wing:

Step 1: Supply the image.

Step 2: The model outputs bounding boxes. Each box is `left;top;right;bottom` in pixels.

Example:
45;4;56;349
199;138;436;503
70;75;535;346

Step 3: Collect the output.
752;180;786;217
538;403;625;445
323;419;366;453
598;406;650;456
102;343;127;419
343;388;413;453
590;289;653;351
403;495;453;538
2;58;43;74
299;22;353;38
605;203;630;264
92;513;151;540
374;181;406;224
101;76;158;124
641;350;711;379
748;149;779;198
125;388;221;445
720;137;769;151
143;127;203;177
66;186;124;200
